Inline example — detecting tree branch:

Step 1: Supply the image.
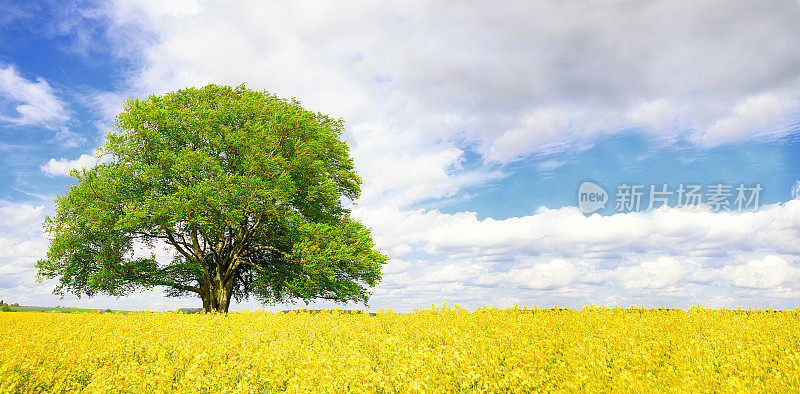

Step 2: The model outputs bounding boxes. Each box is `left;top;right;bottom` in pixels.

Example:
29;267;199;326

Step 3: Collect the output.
149;280;200;294
190;225;205;260
161;227;192;258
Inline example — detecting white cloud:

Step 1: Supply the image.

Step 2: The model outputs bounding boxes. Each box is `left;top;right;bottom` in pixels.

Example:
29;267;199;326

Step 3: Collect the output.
626;100;680;134
355;146;466;206
488;108;572;162
0;201;48;293
418;202;800;258
792;180;800;200
610;257;691;289
716;255;800;289
0;64;68;128
507;259;581;290
0;201;45;235
346;200;800;309
40;150;112;177
92;0;800;204
700;93;799;146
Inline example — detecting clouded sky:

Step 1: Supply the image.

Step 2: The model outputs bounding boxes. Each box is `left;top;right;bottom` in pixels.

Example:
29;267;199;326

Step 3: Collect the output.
1;0;799;311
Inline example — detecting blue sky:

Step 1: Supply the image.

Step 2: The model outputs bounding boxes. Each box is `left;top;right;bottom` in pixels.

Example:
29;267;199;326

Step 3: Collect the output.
1;1;800;311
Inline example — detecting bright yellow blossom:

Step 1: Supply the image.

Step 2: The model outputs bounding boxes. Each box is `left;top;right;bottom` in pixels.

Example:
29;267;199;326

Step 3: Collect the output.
1;305;798;392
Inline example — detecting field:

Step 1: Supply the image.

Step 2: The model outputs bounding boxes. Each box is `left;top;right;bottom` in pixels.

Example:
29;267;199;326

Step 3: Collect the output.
2;305;799;392
2;306;127;314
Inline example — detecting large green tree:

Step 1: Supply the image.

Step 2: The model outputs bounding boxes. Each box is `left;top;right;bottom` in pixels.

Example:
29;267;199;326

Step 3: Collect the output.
37;84;387;313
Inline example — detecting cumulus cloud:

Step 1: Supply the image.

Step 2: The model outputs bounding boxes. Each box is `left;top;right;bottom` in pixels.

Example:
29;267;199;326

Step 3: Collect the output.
357;201;800;260
40;150;112;177
506;259;582;290
610;257;691;289
0;201;48;300
626;100;681;135
0;64;68;128
77;0;800;223
715;255;800;289
99;1;800;168
349;200;800;309
700;93;799;146
0;201;45;235
488;108;572;162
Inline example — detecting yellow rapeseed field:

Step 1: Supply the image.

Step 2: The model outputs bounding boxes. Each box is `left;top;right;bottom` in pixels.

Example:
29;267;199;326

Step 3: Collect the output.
1;304;799;392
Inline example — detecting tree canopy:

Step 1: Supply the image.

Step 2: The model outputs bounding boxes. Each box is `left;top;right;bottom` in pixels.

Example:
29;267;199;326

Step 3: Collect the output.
37;84;387;313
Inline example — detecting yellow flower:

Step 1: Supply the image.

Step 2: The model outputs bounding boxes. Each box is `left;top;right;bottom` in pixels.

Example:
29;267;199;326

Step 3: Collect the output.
0;306;799;392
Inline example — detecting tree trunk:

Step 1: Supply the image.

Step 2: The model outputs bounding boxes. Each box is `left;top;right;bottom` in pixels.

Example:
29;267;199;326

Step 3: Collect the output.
199;275;233;314
200;280;213;313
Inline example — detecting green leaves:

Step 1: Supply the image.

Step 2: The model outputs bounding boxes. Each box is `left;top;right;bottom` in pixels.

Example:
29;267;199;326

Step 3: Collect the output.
37;84;386;311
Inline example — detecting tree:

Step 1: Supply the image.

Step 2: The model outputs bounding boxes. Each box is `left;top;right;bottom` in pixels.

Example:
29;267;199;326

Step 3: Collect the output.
37;84;387;313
